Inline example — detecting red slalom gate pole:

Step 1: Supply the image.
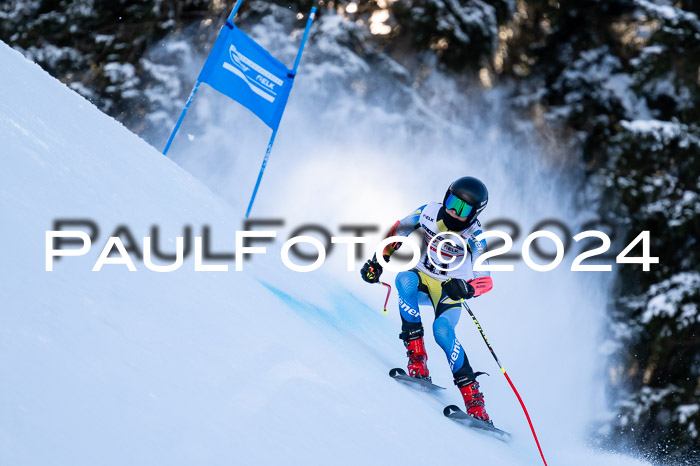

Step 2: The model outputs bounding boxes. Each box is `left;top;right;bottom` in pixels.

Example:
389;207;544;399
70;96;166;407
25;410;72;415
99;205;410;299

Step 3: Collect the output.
461;299;548;466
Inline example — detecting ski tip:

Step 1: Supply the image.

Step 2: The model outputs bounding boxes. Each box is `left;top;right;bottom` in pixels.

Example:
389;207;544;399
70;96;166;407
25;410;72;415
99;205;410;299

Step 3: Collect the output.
389;368;407;378
443;405;461;417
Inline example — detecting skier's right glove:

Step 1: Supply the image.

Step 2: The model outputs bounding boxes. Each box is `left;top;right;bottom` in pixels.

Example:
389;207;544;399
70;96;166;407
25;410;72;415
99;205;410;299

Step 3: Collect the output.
442;278;475;301
361;257;383;283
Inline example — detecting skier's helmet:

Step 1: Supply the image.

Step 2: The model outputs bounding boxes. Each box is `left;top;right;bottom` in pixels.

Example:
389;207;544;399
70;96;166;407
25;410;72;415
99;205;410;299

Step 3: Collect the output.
443;177;488;227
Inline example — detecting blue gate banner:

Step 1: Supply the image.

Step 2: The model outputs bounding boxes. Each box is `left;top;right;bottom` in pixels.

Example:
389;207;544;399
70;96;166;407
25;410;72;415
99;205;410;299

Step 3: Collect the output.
198;23;294;130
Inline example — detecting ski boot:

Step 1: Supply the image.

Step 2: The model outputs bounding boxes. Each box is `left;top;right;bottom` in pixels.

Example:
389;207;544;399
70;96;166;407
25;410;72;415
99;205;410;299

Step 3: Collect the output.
455;373;492;425
400;327;430;381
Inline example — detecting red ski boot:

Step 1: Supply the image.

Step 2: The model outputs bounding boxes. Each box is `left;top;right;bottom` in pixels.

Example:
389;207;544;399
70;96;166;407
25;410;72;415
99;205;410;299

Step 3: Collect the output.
405;337;430;380
455;375;492;424
400;328;430;381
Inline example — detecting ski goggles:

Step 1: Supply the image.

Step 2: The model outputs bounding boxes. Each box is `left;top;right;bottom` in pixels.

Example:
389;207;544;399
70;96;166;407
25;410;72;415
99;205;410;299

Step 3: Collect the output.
444;192;474;218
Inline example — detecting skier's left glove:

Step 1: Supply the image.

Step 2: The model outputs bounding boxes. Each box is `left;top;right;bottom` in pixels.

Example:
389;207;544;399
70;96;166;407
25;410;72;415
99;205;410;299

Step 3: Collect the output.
361;257;384;284
442;278;475;301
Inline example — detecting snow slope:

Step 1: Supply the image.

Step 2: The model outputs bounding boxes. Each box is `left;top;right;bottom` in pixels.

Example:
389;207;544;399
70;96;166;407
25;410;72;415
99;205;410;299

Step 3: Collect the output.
0;40;649;466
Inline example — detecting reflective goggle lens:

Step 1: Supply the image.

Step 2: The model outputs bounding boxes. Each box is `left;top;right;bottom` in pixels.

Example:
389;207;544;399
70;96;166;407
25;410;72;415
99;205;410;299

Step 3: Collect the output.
444;193;474;218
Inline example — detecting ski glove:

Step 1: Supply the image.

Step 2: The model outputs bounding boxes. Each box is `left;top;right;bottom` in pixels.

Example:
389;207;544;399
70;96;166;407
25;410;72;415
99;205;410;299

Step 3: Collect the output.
361;258;383;284
442;278;475;301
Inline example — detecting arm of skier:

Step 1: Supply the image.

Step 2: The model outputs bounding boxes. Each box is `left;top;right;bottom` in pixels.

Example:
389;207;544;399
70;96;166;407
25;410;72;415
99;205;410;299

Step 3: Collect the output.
380;205;425;261
360;205;425;283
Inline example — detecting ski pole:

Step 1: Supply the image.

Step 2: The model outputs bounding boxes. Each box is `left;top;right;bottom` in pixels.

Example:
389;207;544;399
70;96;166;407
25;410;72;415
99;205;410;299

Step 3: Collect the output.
461;299;548;466
379;281;391;314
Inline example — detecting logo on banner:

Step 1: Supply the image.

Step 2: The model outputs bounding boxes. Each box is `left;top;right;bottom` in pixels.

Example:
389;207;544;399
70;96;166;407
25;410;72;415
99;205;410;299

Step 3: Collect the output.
222;44;282;103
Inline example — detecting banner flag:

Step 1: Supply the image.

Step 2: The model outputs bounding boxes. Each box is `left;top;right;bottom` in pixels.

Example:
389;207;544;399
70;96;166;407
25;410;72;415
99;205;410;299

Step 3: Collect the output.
198;23;294;130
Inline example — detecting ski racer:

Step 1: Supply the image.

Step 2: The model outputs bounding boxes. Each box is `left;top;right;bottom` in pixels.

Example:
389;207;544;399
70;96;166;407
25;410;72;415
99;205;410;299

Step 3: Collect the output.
361;177;494;423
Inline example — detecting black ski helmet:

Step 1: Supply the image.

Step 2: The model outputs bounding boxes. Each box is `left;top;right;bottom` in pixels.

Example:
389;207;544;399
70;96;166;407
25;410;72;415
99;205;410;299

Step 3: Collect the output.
442;176;488;228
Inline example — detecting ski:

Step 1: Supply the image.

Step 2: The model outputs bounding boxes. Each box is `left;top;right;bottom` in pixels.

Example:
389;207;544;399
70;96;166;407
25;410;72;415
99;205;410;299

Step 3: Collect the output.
390;369;511;442
443;404;512;442
389;368;445;391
